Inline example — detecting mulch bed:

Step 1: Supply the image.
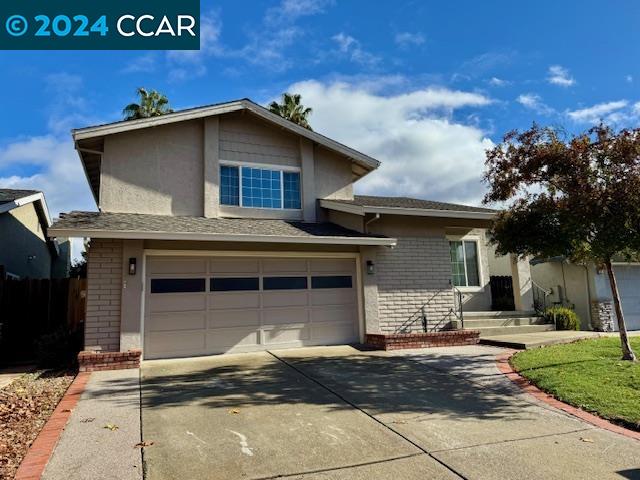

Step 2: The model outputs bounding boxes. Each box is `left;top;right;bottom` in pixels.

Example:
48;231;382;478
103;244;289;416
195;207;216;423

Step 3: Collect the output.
0;370;75;479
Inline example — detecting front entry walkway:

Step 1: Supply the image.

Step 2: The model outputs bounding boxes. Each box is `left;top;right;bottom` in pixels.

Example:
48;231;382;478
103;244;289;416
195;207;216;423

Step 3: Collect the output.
480;330;604;349
140;345;640;479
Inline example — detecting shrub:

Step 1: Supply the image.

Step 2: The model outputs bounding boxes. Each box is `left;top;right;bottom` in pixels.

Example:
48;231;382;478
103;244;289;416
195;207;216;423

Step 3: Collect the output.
544;306;580;330
34;326;83;368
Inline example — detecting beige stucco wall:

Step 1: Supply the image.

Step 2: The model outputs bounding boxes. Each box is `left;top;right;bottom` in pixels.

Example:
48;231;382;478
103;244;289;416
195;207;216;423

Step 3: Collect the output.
531;261;593;328
0;203;52;278
314;147;354;201
101;120;205;216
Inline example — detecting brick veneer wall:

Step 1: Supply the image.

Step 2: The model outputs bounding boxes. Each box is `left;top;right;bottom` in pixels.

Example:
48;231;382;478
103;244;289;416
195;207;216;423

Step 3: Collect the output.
78;350;141;371
375;236;455;333
591;301;615;332
85;238;123;352
365;331;480;350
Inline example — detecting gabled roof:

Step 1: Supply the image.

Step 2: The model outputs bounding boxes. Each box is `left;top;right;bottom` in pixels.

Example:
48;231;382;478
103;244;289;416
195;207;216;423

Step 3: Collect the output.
73;98;381;205
320;195;497;220
49;211;397;246
0;189;52;225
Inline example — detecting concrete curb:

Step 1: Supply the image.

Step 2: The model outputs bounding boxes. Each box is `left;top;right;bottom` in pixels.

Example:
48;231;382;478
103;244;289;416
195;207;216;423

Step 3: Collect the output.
495;351;640;441
15;372;91;480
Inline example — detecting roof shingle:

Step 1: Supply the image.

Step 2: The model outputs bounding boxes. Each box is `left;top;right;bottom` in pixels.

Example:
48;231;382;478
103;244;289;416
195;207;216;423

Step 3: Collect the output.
328;195;497;213
0;188;40;205
50;211;391;243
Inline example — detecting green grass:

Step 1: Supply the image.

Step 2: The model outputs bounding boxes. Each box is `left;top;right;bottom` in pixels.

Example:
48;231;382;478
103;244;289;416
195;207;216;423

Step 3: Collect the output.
511;337;640;430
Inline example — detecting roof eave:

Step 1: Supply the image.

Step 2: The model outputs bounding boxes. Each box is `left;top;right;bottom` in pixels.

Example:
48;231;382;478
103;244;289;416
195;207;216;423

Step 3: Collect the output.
320;199;496;220
71;99;380;174
47;227;397;247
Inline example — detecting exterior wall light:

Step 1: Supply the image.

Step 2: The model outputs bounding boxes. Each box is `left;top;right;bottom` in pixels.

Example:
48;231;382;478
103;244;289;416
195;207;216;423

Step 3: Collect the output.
128;257;137;275
366;260;375;275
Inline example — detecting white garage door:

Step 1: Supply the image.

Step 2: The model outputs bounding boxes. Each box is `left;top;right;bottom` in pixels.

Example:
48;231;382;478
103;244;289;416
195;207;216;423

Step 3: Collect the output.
144;256;360;359
614;266;640;331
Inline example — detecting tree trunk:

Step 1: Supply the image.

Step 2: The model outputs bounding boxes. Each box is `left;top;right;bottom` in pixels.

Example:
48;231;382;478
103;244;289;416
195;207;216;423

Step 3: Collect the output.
604;260;637;361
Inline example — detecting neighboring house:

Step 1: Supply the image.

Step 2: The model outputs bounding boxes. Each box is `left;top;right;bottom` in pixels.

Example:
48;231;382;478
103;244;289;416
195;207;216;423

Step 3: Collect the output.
0;189;70;279
531;258;640;332
49;99;537;360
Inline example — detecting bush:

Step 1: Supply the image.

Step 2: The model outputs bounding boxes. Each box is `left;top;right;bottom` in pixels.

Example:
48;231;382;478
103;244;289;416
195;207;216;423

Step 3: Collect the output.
34;326;83;368
544;306;581;330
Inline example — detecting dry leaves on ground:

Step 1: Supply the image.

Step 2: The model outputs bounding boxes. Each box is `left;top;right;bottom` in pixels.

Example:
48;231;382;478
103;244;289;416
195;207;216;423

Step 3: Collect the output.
0;370;75;479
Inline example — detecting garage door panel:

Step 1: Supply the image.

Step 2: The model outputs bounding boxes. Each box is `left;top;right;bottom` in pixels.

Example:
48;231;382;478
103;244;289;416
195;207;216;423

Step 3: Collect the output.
147;258;207;274
262;258;307;274
263;307;309;326
208;310;260;328
311;289;355;306
145;256;359;358
149;312;206;332
311;305;357;324
147;331;206;356
209;258;259;274
206;328;260;350
616;266;640;330
310;259;355;274
262;291;308;308
208;293;260;310
149;294;206;313
263;326;310;344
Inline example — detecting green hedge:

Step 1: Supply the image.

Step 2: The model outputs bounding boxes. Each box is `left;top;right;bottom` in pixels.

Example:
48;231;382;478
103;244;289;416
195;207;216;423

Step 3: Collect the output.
544;306;580;330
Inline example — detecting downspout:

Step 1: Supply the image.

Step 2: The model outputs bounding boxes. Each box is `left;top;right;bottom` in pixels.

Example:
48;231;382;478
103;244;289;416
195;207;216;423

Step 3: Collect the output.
364;213;381;234
582;264;593;329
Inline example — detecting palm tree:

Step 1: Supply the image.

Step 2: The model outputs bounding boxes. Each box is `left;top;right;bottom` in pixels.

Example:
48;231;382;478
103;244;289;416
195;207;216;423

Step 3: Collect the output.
268;93;313;130
122;87;174;120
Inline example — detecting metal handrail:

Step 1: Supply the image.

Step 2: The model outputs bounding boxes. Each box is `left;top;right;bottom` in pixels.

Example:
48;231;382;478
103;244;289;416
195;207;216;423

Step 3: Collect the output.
452;286;464;330
531;280;552;316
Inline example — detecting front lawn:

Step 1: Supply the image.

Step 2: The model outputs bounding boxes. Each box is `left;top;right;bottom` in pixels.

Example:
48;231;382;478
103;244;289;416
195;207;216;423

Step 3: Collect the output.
511;337;640;430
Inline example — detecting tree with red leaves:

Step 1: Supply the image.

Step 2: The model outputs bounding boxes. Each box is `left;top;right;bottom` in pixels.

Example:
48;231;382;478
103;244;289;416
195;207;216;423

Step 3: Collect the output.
484;124;639;361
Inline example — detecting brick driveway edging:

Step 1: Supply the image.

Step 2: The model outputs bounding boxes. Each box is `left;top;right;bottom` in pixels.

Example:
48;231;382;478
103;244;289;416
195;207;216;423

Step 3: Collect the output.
496;351;640;441
14;372;91;480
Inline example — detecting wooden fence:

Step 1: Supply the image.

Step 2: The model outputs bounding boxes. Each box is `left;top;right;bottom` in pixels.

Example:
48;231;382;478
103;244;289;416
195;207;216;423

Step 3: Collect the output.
0;277;86;363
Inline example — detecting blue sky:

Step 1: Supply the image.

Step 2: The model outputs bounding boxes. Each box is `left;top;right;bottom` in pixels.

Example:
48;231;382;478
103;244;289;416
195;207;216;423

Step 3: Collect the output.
1;0;639;243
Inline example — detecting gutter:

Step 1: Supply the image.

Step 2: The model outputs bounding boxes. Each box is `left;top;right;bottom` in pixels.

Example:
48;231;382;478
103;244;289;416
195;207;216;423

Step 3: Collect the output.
47;227;398;247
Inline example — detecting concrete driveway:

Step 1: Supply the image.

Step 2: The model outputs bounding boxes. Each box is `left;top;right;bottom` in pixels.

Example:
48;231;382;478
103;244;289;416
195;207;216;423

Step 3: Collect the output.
141;345;640;480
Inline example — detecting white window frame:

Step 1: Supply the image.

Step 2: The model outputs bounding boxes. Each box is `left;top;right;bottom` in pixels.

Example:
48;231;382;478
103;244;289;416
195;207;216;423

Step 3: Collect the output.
219;160;302;211
447;235;484;292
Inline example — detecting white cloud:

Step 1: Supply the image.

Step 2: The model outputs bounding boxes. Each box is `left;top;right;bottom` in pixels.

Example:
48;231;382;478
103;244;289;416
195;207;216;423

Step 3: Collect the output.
567;100;628;123
282;79;494;205
394;32;425;48
332;33;380;67
547;65;575;87
516;93;555;115
121;53;158;74
265;0;333;24
166;11;223;81
488;77;510;87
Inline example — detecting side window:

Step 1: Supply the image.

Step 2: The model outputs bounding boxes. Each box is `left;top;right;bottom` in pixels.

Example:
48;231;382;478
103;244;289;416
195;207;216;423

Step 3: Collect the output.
283;172;301;209
220;165;240;206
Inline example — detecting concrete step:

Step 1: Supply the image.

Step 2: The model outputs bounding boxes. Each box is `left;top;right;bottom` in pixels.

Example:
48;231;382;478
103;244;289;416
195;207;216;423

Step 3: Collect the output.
464;310;538;319
453;317;548;328
480;331;602;350
473;323;556;337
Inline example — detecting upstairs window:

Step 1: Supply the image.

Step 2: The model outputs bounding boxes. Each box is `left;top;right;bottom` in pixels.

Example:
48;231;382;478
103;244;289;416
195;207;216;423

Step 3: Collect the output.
220;165;240;206
449;240;480;287
219;163;301;210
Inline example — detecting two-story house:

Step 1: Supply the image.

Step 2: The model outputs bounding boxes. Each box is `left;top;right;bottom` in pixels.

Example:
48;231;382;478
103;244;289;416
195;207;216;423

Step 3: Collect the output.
50;99;539;363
